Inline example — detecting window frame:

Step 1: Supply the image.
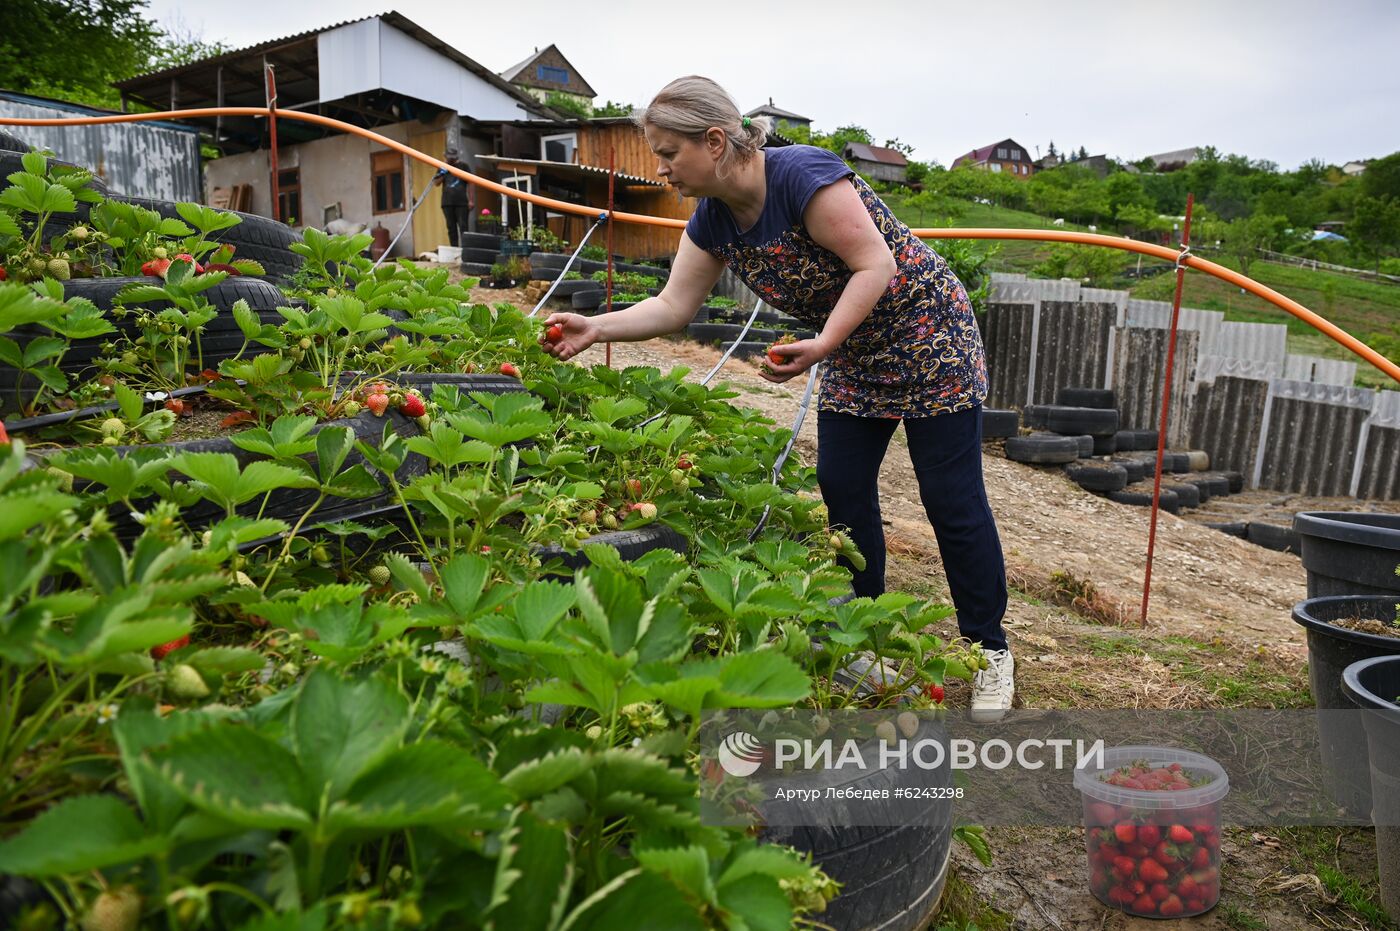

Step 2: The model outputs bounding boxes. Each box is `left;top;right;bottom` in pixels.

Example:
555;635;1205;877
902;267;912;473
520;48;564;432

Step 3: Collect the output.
276;166;301;225
540;132;579;164
537;64;569;84
370;149;405;215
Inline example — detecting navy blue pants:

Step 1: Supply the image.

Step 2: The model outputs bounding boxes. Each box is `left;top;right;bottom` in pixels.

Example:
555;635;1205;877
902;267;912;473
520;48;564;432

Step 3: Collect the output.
816;406;1009;652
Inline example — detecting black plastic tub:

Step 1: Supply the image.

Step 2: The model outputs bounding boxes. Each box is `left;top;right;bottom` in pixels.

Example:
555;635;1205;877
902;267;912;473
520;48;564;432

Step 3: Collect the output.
1292;595;1400;815
1294;511;1400;597
1340;655;1400;917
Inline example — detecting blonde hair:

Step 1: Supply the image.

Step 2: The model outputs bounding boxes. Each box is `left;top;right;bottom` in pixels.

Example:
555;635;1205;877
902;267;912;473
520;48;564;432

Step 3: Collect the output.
636;75;771;178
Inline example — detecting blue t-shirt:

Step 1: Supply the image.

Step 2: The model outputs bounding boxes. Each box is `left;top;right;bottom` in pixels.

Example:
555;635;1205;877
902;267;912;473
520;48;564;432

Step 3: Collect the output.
684;144;987;419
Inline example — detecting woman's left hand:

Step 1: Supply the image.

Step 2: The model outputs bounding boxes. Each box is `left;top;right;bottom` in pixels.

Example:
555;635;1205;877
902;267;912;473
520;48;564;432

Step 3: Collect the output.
759;337;830;383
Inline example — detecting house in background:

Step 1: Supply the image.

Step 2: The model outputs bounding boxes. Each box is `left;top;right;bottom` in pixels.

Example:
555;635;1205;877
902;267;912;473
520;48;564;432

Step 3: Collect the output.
112;11;558;259
1342;160;1369;177
1061;153;1112;178
1145;147;1201;172
952;139;1035;178
745;98;812;132
475;116;698;259
0;90;201;201
501;45;596;114
842;142;909;185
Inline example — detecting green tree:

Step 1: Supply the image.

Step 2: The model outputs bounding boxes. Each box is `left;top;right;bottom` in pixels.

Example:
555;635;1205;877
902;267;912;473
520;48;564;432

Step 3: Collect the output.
0;0;160;109
1349;195;1400;272
544;92;591;119
592;100;634;118
1223;213;1289;276
1361;151;1400;202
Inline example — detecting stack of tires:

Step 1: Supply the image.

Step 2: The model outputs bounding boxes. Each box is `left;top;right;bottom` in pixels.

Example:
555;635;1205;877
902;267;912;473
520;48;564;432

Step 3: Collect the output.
1002;386;1238;517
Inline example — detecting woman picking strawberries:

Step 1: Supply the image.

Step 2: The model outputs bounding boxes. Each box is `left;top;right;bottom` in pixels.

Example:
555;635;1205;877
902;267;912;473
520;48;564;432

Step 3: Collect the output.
538;75;1014;720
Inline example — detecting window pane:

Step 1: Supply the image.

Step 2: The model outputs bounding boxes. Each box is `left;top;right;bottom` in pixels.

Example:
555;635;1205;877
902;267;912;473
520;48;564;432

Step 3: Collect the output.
374;175;386;213
391;174;404;210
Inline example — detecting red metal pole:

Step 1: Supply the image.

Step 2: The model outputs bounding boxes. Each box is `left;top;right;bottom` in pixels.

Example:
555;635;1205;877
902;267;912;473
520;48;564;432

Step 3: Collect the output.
265;63;280;222
1141;193;1195;626
605;147;615;369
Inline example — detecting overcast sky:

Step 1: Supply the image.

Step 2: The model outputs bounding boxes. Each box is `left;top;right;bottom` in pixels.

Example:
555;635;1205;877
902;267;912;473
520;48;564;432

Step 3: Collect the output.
146;0;1399;171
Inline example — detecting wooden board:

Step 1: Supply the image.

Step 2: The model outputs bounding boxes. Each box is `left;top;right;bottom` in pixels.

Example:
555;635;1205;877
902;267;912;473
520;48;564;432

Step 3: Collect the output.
409;129;448;254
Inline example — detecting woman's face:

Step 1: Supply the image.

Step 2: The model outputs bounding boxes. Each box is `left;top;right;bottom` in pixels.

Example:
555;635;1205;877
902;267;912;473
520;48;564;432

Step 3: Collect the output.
644;125;720;197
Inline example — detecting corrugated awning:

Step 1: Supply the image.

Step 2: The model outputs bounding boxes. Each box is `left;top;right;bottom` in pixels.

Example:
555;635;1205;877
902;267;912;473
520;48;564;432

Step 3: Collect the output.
476;155;666;188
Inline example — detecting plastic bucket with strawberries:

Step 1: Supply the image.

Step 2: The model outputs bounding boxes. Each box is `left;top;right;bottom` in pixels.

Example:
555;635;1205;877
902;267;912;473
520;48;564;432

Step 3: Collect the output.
1073;745;1229;918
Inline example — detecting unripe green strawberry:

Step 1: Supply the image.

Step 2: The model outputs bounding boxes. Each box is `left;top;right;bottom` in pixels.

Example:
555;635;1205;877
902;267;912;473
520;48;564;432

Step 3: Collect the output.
579;509;597;525
829;533;844;551
368;564;392;586
341;399;362;417
100;417;126;439
670;468;687;488
897;711;920;738
80;886;142;931
634;501;657;520
310;543;331;563
875;720;898;744
70;225;90;241
600;512;619;530
152;246;168;259
415;414;430;431
120;351;138;365
166;664;210;700
46;258;70;280
28;257;47;276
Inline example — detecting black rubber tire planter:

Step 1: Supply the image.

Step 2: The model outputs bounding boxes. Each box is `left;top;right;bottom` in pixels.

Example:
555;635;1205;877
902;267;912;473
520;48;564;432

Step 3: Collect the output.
0;275;291;416
1246;521;1300;554
1205;521;1248;539
980;408;1019;439
1071;435;1094;458
110;194;303;281
459;246;500;264
1065;461;1128;492
1108;486;1180;513
1056;386;1116;409
1022;405;1049;429
1004;433;1081;465
458;232;502;249
1162;482;1200;509
1042;405;1119;437
534;523;688;571
1091;433;1117;456
1110;457;1149;483
1114;429;1159;451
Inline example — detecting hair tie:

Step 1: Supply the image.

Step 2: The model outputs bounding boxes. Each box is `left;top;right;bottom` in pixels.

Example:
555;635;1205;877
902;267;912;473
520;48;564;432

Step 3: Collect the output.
741;117;751;127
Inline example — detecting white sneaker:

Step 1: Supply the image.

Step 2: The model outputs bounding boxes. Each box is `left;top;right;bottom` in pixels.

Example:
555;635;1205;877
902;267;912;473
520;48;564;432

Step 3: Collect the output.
970;649;1015;722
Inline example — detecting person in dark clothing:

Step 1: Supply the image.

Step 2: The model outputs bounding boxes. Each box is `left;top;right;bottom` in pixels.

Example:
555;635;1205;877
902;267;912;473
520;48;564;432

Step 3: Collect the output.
438;153;471;247
538;75;1014;720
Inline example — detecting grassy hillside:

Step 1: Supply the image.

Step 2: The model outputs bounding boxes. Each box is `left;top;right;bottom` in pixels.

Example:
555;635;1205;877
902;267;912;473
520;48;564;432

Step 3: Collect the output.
880;191;1400;390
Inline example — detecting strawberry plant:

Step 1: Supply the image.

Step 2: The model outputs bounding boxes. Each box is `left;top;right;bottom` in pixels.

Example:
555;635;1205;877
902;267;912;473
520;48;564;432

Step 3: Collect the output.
0;151;106;282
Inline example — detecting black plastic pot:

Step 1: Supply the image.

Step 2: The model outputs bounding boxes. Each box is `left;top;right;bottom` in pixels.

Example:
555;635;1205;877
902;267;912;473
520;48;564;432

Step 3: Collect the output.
1294;512;1400;597
1292;595;1400;815
1340;655;1400;917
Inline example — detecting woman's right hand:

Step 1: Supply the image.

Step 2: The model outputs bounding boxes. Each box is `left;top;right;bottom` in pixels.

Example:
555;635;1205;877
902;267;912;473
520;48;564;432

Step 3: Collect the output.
538;312;602;361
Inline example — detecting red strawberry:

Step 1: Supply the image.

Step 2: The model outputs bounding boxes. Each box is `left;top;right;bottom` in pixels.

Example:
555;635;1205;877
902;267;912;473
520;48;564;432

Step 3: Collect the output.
173;253;205;273
1112;856;1136;878
625;478;644;498
1138;858;1169;884
1087;802;1117;825
1131;893;1157;913
399;394;426;417
1168;824;1194;844
766;346;786;366
1113;823;1137;844
1136;824;1161;847
141;258;172;278
1184;896;1205;912
1149;882;1171;903
1176;875;1200;900
0;267;7;280
164;398;186;416
1107;886;1135;906
545;323;564;342
1191;845;1211;868
677;457;693;470
365;393;390;417
925;683;945;703
1158;894;1184;917
500;362;520;378
150;635;190;661
0;421;9;445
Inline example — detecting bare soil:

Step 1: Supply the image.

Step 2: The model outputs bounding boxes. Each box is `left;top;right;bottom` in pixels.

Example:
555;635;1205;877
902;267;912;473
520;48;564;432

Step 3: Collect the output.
460;273;1398;930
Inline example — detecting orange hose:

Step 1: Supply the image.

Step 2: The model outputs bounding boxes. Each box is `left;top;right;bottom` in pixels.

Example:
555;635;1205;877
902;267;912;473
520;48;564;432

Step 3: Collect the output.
4;107;1397;384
